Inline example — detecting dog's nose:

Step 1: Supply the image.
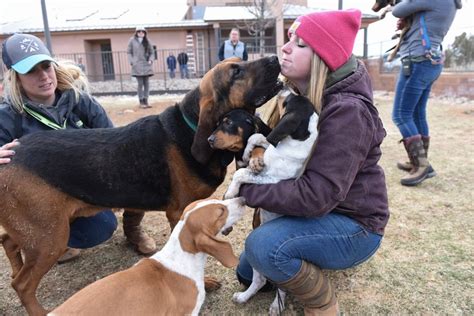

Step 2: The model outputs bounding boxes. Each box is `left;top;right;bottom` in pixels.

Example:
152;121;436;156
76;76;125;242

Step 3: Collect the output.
207;135;215;147
268;55;279;64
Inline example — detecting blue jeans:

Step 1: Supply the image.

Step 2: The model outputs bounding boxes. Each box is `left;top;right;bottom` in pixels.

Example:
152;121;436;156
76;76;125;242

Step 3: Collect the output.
68;210;117;249
236;213;382;283
392;60;442;138
179;64;189;79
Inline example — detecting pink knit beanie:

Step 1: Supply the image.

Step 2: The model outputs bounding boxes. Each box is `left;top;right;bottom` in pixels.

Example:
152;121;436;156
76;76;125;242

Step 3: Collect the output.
288;9;361;71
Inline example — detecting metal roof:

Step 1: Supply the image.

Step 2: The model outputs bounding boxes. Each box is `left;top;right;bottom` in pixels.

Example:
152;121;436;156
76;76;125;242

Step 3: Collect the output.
0;3;378;35
0;4;194;34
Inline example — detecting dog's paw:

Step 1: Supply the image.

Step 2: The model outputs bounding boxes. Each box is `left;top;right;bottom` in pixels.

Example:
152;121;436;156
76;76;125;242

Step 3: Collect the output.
204;276;222;292
269;289;286;315
243;134;268;163
249;156;265;173
225;177;242;199
269;300;285;316
224;186;239;199
232;291;251;304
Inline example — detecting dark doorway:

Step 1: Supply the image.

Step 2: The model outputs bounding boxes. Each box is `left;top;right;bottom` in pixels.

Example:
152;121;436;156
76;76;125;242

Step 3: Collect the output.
100;43;115;81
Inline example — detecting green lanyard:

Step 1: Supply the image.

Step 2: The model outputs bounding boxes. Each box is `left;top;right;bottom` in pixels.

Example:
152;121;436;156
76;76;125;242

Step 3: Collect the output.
22;105;67;130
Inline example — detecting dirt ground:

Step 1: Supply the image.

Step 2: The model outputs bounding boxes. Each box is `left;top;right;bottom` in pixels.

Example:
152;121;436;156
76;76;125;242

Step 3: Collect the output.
1;92;473;315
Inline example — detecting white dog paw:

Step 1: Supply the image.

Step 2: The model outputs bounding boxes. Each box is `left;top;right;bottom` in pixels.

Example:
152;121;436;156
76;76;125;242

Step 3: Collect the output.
232;292;250;304
269;301;284;316
243;133;268;162
224;185;239;199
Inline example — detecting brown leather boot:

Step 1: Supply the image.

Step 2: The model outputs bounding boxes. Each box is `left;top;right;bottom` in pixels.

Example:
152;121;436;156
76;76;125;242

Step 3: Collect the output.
122;210;156;255
397;136;436;178
400;135;433;186
276;261;339;316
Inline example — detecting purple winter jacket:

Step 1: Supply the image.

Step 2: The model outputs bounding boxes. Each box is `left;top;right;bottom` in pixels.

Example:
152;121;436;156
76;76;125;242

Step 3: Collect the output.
240;60;389;235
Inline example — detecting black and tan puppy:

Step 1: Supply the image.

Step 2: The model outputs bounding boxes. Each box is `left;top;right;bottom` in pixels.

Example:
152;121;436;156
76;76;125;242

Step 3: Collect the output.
0;56;282;316
208;109;271;167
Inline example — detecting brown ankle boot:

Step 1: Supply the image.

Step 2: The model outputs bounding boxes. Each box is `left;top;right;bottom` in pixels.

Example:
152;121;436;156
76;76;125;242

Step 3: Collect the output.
122;210;156;255
276;261;338;316
397;136;436;178
400;135;433;186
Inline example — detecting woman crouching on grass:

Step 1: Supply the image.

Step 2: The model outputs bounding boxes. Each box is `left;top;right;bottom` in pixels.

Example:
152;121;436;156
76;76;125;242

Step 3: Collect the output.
235;9;390;315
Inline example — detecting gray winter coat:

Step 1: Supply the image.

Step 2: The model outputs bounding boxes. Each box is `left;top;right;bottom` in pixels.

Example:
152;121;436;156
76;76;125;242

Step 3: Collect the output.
392;0;461;58
127;36;154;77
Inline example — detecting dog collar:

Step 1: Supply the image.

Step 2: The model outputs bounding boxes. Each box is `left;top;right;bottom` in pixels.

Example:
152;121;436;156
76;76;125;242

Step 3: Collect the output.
181;111;198;132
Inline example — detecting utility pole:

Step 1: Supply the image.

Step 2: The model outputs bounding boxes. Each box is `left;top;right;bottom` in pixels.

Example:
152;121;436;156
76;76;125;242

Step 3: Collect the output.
41;0;53;54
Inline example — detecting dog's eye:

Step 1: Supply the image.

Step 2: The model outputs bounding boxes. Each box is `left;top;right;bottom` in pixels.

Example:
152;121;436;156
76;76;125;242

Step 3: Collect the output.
232;66;242;78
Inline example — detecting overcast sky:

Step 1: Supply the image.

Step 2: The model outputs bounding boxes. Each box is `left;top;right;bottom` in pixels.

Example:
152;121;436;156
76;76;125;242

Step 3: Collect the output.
1;0;472;56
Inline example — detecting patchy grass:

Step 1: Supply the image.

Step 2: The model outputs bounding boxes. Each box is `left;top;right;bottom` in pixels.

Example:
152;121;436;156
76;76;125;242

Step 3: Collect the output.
0;92;472;315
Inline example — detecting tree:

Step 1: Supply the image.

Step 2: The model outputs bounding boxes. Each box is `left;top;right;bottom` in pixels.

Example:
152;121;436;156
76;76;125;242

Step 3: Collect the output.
444;32;474;67
238;0;283;57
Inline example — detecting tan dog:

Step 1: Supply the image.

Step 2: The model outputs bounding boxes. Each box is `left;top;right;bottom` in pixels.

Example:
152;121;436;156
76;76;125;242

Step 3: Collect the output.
49;197;246;316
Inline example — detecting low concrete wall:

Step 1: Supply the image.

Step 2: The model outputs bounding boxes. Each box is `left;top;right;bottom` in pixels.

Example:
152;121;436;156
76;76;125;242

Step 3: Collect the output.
365;58;474;100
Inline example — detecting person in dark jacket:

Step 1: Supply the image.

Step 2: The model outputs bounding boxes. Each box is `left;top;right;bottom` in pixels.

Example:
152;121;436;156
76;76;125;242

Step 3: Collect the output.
390;0;462;186
218;28;248;61
166;52;177;79
234;9;389;315
0;34;154;263
127;26;155;108
177;52;189;79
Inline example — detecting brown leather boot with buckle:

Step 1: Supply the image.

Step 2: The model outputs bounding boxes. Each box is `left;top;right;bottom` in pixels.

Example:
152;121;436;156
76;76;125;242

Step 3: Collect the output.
397;135;436;178
122;210;156;255
276;261;339;316
400;135;433;186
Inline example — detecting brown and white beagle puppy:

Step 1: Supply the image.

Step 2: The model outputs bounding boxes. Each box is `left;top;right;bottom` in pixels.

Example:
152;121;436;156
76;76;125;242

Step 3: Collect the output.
50;197;247;316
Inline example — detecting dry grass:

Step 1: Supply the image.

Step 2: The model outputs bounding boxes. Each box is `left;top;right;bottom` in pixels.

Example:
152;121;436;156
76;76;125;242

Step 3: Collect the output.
0;92;473;315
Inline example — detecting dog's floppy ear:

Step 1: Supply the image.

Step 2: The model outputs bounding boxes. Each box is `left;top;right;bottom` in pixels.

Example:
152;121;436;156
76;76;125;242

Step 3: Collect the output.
266;93;314;146
191;97;216;164
196;233;239;268
191;70;221;164
266;111;302;147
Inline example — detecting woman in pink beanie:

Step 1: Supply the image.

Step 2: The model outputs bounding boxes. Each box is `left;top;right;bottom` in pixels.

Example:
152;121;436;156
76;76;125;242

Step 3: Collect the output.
234;9;389;315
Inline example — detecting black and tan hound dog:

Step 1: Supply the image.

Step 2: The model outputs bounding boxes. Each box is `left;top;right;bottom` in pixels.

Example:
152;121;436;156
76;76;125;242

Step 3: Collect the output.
208;109;271;166
0;56;282;316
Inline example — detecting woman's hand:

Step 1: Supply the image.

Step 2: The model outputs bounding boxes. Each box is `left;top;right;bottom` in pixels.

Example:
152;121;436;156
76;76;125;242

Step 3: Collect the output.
0;140;20;164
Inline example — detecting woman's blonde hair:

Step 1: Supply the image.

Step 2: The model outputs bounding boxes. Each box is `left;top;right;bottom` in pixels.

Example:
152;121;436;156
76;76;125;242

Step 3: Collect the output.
259;52;329;128
2;60;90;113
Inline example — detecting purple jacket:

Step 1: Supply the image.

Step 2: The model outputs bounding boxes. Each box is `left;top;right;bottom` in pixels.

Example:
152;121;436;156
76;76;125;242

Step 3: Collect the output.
240;61;389;235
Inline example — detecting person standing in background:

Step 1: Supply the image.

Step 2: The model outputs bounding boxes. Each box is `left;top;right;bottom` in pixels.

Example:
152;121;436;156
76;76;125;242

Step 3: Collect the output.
77;57;86;74
390;0;462;186
166;52;177;79
177;51;189;79
127;26;154;109
219;28;248;61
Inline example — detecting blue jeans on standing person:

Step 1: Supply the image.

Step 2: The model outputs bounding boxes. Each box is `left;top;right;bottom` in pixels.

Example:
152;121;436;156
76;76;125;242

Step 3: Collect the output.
68;210;118;248
392;59;443;138
236;212;383;284
179;64;189;79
